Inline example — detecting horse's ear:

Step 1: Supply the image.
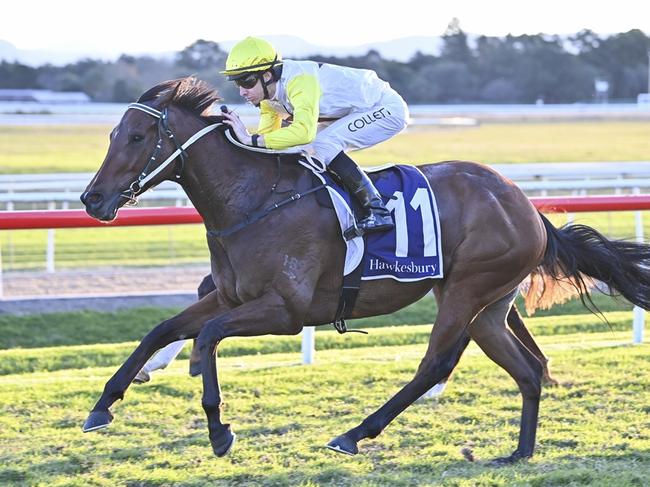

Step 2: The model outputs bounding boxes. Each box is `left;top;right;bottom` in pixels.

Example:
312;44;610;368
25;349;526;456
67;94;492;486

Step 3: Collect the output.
157;78;186;106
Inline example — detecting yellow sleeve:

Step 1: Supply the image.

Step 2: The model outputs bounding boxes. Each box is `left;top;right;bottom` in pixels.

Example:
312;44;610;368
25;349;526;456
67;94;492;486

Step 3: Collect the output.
257;100;283;134
263;74;321;150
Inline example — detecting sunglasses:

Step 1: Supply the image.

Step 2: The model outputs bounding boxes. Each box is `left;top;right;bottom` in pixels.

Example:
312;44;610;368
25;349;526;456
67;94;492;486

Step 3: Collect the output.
235;74;259;89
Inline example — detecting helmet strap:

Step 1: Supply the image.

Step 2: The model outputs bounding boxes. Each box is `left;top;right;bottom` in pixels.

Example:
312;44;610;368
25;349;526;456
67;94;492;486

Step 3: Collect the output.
259;70;276;101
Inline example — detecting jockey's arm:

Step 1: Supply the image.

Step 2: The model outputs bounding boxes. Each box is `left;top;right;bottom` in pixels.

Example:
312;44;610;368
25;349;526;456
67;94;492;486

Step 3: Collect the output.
257;74;320;150
257;100;283;135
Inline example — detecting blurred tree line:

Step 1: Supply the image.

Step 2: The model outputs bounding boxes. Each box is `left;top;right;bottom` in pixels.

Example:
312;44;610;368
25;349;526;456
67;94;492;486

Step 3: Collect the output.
1;22;649;104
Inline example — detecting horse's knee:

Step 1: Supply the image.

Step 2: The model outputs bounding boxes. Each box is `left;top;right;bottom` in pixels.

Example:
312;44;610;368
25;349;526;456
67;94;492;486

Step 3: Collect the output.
202;398;221;414
520;343;544;383
511;355;543;400
197;319;226;352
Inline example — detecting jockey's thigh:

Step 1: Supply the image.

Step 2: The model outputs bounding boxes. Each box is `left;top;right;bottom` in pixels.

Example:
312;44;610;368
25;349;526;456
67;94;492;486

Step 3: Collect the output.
307;90;409;165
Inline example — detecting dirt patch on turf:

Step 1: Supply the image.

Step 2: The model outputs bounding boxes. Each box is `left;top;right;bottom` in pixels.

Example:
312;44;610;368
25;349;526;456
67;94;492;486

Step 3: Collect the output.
1;265;210;298
0;265;211;314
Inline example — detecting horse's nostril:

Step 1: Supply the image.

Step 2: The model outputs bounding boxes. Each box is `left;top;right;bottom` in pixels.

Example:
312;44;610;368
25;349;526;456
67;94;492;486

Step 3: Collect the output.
82;191;104;207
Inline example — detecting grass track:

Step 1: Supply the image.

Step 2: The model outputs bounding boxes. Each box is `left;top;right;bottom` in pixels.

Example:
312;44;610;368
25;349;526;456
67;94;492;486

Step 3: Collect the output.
0;334;648;486
0;292;633;349
1;120;650;484
0;309;639;376
2;121;650;173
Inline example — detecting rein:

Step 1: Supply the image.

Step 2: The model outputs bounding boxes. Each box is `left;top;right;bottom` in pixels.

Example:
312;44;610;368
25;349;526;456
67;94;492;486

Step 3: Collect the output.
207;182;326;238
121;103;221;204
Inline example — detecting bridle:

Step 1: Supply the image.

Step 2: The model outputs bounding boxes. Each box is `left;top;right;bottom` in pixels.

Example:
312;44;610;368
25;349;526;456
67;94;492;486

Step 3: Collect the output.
120;102;221;204
121;102;327;239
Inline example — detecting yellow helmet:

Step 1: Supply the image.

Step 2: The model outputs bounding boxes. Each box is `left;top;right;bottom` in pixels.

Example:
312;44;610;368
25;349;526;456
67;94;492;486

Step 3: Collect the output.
221;37;282;80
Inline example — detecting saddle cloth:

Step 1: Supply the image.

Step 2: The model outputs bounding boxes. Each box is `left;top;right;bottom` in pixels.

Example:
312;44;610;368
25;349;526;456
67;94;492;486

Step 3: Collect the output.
315;163;443;282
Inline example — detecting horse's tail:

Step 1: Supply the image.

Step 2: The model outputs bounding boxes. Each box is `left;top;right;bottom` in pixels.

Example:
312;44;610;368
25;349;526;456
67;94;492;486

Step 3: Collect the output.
530;212;650;313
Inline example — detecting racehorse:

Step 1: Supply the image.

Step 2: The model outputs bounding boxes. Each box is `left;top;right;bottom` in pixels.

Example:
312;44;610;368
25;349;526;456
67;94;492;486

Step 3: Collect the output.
80;77;650;463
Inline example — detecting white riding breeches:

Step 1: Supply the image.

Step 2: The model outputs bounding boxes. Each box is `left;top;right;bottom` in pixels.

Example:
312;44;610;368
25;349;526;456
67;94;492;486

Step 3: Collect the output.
296;89;409;165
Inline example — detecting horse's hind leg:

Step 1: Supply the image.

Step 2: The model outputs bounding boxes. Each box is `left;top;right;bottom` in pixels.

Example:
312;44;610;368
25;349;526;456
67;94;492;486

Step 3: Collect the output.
469;296;544;463
189;274;217;377
426;302;550;400
327;297;474;455
507;304;558;386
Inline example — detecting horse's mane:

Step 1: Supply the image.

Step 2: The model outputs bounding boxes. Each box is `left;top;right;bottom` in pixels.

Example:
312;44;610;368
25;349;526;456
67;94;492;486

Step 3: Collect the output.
137;77;221;117
136;77;300;163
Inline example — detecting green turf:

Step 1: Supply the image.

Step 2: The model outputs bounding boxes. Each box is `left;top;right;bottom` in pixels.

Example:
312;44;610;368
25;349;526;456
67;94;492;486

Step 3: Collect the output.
0;293;637;377
2;122;650;173
0;293;632;350
0;334;647;486
367;121;650;165
1;121;648;485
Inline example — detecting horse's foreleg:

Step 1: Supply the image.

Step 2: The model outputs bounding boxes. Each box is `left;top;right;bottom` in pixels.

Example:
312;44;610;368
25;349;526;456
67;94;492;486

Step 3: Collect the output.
197;292;302;457
82;293;223;432
136;275;217;383
327;303;473;456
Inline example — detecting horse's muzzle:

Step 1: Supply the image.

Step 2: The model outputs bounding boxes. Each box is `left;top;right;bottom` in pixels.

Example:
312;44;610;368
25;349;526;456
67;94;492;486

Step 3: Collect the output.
80;191;119;221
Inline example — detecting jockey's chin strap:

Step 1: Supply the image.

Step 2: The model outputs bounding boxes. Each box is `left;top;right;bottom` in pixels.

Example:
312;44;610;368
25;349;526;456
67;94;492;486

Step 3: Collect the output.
120;102;221;204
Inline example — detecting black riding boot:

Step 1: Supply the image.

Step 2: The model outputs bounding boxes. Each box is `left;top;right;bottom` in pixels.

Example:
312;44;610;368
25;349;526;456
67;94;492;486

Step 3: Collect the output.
328;152;394;237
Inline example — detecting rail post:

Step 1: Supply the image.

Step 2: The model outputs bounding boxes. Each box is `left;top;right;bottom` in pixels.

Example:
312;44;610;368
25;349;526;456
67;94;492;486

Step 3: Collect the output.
46;202;56;273
0;243;3;299
633;187;645;344
302;327;315;364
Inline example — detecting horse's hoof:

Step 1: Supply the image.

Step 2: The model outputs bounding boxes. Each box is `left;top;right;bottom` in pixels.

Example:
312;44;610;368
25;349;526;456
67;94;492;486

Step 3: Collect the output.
189;361;201;377
82;410;114;432
542;375;560;387
133;369;151;384
210;424;236;457
325;434;358;456
489;450;530;466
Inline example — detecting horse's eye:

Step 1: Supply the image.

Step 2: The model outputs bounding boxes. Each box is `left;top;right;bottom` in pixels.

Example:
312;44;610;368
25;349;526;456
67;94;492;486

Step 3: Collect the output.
129;134;144;143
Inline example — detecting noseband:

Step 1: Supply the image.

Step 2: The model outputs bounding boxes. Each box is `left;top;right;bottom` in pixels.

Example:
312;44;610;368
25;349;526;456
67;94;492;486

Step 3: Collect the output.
121;103;221;204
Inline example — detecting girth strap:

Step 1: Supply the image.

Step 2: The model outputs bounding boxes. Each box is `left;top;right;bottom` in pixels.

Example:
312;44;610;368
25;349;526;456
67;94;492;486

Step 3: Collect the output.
206;184;327;238
332;260;367;334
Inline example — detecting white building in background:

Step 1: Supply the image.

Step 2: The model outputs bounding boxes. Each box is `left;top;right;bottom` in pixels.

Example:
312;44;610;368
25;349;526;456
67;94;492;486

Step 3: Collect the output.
594;79;609;103
0;89;90;103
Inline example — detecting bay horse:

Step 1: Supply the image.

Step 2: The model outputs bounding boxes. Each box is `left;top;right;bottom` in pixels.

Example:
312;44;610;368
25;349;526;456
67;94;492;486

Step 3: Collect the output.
80;77;650;463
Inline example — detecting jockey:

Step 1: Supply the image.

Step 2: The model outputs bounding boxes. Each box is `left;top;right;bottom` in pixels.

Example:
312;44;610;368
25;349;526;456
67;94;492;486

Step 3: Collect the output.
220;36;409;236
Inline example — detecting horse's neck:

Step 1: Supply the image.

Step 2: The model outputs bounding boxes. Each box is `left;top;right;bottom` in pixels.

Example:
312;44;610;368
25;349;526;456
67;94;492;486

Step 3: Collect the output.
180;134;293;232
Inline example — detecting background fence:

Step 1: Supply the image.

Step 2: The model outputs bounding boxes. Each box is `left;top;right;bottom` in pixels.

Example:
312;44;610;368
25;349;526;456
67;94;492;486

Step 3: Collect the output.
3;162;650;274
0;191;647;348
